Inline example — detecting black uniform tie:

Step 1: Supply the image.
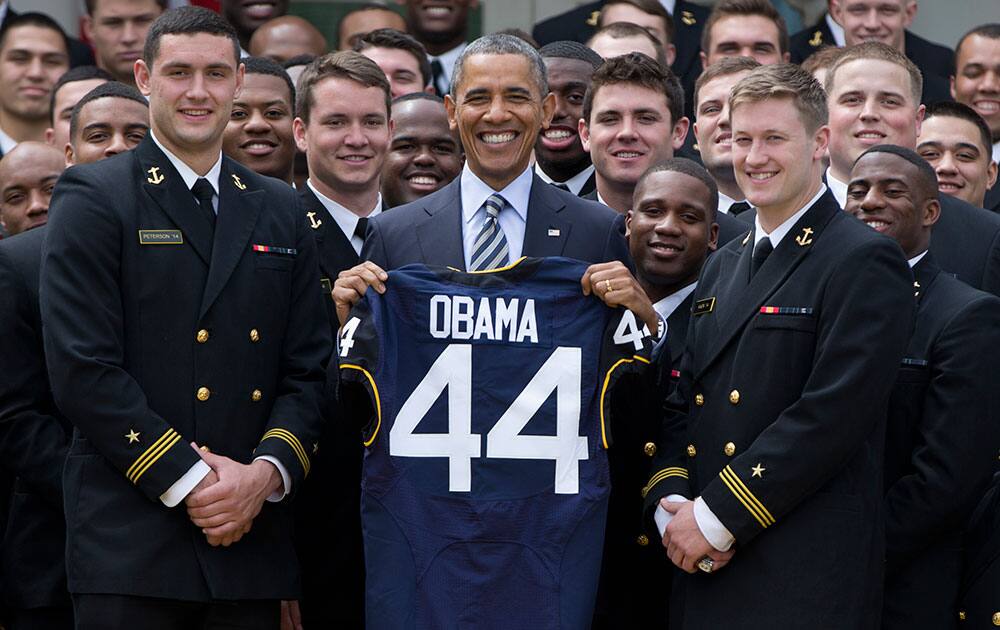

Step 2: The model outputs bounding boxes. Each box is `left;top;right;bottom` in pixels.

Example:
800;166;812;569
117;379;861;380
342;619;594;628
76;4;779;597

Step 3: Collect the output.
750;237;773;280
191;178;216;229
430;58;446;94
552;182;570;192
354;217;369;241
729;200;752;216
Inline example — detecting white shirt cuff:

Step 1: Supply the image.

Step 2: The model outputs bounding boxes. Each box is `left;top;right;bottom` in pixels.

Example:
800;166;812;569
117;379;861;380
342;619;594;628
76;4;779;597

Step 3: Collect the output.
694;496;735;552
159;459;211;507
654;494;689;537
255;455;291;501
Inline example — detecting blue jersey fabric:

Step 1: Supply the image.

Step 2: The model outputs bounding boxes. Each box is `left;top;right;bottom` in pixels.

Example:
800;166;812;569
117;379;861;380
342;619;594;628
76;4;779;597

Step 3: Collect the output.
339;257;653;629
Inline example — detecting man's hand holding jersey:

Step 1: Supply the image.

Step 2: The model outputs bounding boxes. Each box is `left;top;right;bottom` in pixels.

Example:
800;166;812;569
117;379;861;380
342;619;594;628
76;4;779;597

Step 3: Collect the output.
333;260;659;334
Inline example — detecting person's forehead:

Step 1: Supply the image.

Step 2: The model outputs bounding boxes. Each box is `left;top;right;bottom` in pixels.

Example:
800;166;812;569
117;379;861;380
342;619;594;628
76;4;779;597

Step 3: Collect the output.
637;170;712;206
543;57;593;84
831;58;912;94
852;151;915;181
342;9;405;36
92;0;163;18
56;79;110;111
0;157;62;186
239;72;293;104
78;96;149;128
957;34;1000;65
698;71;751;106
731;97;804;130
394;99;448;125
2;25;66;54
842;0;906;10
591;34;657;58
602;4;664;28
364;46;420;71
710;14;780;44
312;76;386;112
157;32;237;61
920;115;986;151
458;53;536;89
594;82;668;112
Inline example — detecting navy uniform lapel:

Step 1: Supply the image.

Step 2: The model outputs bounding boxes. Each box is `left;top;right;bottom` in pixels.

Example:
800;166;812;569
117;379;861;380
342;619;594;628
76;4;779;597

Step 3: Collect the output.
200;161;262;318
136;137;213;265
696;192;839;379
523;174;571;257
299;187;358;279
415;177;465;269
911;252;939;306
666;291;695;365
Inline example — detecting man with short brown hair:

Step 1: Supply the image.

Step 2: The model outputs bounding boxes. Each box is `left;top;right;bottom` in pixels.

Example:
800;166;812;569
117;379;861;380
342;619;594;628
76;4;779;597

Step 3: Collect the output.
82;0;165;86
646;63;912;627
699;0;789;68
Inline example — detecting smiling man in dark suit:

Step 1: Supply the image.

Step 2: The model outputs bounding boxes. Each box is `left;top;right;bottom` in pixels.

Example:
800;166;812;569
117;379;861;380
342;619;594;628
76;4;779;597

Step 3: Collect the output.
40;8;329;629
334;34;658;334
644;63;912;628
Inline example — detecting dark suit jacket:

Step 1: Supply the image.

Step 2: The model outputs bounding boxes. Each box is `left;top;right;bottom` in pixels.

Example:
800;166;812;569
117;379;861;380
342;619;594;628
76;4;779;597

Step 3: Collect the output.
0;227;71;611
960;472;1000;628
881;254;1000;630
985;184;1000;214
930;194;1000;297
40;136;331;601
644;192;913;628
293;186;365;627
362;173;630;270
531;0;709;119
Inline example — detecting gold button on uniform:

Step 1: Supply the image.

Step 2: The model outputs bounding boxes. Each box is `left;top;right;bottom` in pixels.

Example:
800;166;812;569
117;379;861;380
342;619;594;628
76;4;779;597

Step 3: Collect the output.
958;611;966;621
687;444;697;457
724;442;736;457
251;389;262;402
729;389;740;404
636;534;649;546
644;442;657;457
196;329;209;343
250;328;260;343
694;393;705;406
992;612;1000;626
196;387;210;401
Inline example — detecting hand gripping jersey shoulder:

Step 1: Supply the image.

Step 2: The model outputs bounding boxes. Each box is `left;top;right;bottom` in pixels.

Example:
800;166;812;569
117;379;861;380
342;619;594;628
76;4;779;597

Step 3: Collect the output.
339;256;653;630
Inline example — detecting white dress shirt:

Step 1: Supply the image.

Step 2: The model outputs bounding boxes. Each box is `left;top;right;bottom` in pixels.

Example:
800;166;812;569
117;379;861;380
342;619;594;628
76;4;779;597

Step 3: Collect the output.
825;12;846;47
151;131;291;507
534;163;595;196
0;126;17;156
654;185;828;551
651;282;697;322
992;141;999;166
717;191;748;215
307;179;382;256
826;166;848;208
908;250;928;268
659;0;676;15
460;163;532;269
429;42;466;96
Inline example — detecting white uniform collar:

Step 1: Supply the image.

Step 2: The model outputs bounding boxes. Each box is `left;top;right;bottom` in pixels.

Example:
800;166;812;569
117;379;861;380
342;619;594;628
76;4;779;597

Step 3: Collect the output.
652;281;698;321
150;130;222;196
753;184;827;250
533;163;595;196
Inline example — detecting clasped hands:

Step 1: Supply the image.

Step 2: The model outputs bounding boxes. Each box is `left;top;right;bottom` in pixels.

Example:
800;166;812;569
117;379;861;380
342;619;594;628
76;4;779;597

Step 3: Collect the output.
659;499;735;574
183;442;283;547
333;260;659;333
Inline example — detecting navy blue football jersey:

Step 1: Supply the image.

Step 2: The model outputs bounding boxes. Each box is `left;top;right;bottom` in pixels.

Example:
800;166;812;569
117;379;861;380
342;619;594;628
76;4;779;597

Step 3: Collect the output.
338;256;655;629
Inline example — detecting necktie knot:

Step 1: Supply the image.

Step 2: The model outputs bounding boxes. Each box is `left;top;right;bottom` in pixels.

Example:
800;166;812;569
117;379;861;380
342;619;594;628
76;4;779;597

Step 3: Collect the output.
484;193;506;219
750;237;773;279
354;216;369;240
470;194;510;271
192;178;214;204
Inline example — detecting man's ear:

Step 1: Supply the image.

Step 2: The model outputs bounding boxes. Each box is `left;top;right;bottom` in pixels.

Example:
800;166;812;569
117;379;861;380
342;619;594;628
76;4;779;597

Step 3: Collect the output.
579;118;591;152
64;142;75;167
134;59;152;97
444;94;459;132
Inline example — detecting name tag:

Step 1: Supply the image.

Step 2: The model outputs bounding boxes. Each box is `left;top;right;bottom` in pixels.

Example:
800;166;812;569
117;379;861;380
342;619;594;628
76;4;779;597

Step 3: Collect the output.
693;297;715;316
320;277;332;294
138;229;183;245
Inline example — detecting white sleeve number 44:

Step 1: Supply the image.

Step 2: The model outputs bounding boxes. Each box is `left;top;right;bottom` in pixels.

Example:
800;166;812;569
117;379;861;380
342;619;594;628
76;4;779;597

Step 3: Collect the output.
389;345;587;494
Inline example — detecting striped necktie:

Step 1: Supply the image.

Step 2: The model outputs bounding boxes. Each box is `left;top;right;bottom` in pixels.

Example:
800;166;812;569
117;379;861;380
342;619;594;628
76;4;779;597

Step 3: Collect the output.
470;194;510;271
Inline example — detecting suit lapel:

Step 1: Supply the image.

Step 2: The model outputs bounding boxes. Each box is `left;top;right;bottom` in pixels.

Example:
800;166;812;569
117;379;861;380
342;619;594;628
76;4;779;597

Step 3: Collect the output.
911;253;939;306
200;161;262;318
136;137;213;265
578;171;597;197
415;178;465;268
299;187;358;278
666;291;694;364
523;175;571;257
696;193;839;379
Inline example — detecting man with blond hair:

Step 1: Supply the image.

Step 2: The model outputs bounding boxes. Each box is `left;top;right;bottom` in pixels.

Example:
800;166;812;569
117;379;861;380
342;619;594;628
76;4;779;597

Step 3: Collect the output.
644;63;912;628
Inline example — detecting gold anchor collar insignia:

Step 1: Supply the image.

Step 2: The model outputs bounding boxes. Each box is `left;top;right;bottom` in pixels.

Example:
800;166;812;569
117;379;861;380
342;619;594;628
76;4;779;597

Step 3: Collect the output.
146;166;164;184
586;10;600;26
808;30;823;47
681;10;696;25
795;227;814;246
307;211;323;229
232;173;246;190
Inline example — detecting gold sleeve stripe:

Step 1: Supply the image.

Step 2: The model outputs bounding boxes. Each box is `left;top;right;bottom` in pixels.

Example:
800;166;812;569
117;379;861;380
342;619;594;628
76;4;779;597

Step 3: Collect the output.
720;465;775;528
642;467;689;498
261;428;310;476
130;432;181;484
126;428;179;482
340;364;382;447
599;353;652;449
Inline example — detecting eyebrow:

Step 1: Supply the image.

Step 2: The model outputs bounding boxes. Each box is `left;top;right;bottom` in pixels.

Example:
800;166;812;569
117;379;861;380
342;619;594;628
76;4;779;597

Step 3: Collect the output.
392;134;456;144
235;98;290;108
919;139;983;153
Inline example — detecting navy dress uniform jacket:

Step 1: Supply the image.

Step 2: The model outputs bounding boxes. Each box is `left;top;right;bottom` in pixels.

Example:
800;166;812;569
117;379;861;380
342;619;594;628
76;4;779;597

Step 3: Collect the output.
882;254;1000;629
643;192;914;628
960;471;1000;628
0;227;71;611
293;186;365;627
931;194;1000;297
361;173;631;270
39;136;331;601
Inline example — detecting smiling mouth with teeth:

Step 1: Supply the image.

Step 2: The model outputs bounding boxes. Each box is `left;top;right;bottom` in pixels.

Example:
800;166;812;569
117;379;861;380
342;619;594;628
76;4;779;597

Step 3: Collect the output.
408;175;438;185
973;100;999;114
481;132;516;144
544;129;573;139
613;151;641;158
748;172;776;180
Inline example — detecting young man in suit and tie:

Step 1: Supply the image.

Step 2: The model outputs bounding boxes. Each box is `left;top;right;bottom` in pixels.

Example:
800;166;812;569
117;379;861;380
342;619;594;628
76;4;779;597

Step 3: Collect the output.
335;33;658;335
289;50;393;629
644;63;913;628
40;8;330;628
846;144;1000;629
825;42;1000;296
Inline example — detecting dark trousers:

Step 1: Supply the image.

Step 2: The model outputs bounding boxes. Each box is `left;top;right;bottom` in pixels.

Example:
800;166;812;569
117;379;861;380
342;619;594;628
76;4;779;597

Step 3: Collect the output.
72;594;279;630
7;606;74;630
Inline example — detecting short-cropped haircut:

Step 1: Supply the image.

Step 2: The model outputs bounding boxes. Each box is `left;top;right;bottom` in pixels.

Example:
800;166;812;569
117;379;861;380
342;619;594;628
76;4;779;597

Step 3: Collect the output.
295;51;392;122
825;41;922;107
729;62;827;133
583;51;684;125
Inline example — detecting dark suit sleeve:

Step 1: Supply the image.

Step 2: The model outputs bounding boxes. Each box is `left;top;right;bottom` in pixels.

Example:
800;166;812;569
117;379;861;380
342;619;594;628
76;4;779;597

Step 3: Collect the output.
699;238;913;544
980;229;1000;297
603;213;632;267
0;247;68;509
884;295;1000;568
40;168;200;502
254;193;333;488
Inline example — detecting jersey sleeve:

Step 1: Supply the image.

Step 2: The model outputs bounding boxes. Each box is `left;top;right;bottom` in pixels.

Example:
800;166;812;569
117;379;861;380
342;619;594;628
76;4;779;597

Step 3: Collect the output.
337;295;383;447
597;307;655;449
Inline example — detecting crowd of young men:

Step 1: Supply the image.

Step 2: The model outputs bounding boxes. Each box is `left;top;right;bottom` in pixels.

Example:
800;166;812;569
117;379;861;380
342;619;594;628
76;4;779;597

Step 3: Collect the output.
0;0;998;628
